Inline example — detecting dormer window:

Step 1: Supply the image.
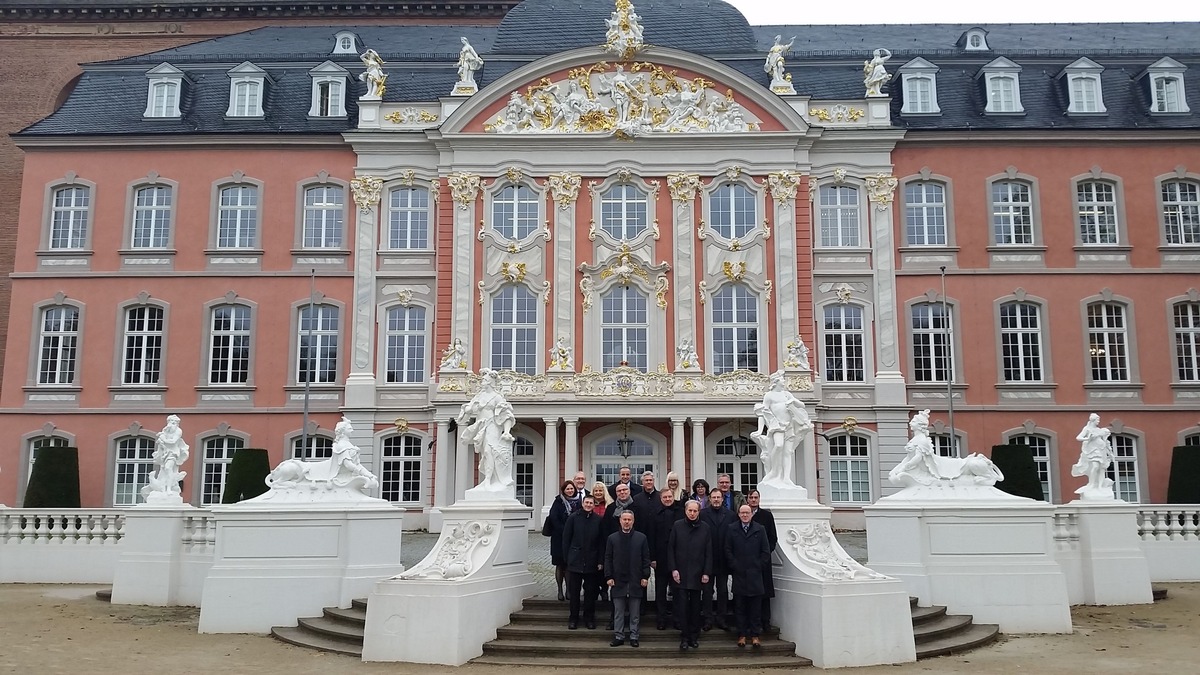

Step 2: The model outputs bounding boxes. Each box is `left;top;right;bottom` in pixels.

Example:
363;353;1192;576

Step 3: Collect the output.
1145;58;1190;114
899;58;941;115
960;27;990;52
308;61;349;118
979;57;1025;115
226;62;267;118
331;31;359;55
1062;57;1106;115
144;63;184;119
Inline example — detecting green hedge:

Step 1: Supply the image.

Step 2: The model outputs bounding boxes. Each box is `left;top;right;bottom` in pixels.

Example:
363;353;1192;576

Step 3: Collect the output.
23;446;81;508
1166;446;1200;503
991;444;1045;502
220;448;272;503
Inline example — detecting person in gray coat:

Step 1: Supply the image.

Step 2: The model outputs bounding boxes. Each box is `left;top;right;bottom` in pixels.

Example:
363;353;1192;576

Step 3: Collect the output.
725;504;771;648
604;510;650;647
667;500;712;650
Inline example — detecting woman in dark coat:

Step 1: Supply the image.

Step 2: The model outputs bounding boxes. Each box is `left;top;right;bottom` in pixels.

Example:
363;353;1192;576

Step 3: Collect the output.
724;504;771;648
548;480;578;600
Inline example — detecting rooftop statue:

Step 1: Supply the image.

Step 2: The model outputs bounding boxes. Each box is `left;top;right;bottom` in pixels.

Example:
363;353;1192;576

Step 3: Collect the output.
751;370;813;500
248;417;381;503
863;47;892;97
359;48;387;100
603;0;646;60
766;35;797;95
454;37;484;95
1071;413;1117;500
458;369;518;501
888;410;1004;489
140;414;190;505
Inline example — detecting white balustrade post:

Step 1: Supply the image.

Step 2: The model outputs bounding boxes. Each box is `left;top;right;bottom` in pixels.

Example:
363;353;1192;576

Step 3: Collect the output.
564;418;580;481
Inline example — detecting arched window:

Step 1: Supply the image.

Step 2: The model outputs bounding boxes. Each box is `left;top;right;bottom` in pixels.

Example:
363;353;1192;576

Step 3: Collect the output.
385;305;426;383
217;185;258;248
823;305;865;382
381;435;423;503
492;185;539;240
711;285;759;374
991;181;1033;245
710;184;756;239
292;435;333;460
600;184;648;240
50;185;90;249
911;302;953;383
1108;434;1140;502
513;437;535;508
593;437;654;487
818;185;860;247
148;81;179;118
601;286;648;372
1087;302;1128;382
1173;302;1200;382
1077;180;1119;245
114;436;156;505
201;436;244;505
28;435;69;480
208;304;251;385
387;186;431;249
230;80;261;117
490;286;537;375
904;182;946;246
131;185;173;248
827;435;870;503
1009;434;1052;501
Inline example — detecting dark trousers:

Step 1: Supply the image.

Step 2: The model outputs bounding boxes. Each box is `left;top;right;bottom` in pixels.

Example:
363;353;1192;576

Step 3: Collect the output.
734;593;764;638
703;572;729;625
676;588;703;641
567;570;600;622
761;596;772;629
652;566;674;624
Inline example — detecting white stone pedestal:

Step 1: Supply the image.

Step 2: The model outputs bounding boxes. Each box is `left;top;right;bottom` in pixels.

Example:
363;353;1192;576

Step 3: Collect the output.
110;505;193;606
1057;501;1153;606
766;499;916;668
362;500;535;664
865;495;1072;633
198;503;403;633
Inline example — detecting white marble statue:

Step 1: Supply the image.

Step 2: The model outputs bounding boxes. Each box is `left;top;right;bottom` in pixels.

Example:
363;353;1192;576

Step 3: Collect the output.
358;48;387;100
458;369;517;500
454;37;484;94
784;336;810;370
676;337;700;370
765;35;797;94
863;48;892;97
140;414;190;505
260;417;380;500
1071;413;1117;500
549;335;574;371
751;371;813;491
439;337;468;371
603;0;645;59
888;410;1004;488
661;79;706;129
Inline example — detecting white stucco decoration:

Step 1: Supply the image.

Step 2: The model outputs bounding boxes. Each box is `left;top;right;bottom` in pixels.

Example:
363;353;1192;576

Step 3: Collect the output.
765;35;796;95
245;417;383;504
784;522;887;581
676;337;700;371
751;370;813;501
458;369;519;502
603;0;646;60
139;414;190;506
398;520;497;579
439;337;468;371
1071;413;1118;501
359;49;387;100
548;335;574;371
454;37;484;95
782;335;810;370
886;410;1017;500
863;48;892;97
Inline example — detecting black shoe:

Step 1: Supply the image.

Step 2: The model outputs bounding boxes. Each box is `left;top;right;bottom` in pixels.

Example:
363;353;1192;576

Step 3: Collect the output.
689;639;699;649
679;640;689;651
557;590;565;601
606;620;614;630
568;621;578;630
657;622;666;631
585;621;596;630
609;638;624;647
703;622;713;631
630;639;640;648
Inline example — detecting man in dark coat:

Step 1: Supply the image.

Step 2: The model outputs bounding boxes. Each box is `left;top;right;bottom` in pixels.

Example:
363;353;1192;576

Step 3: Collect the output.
747;489;778;629
698;489;735;630
561;495;604;629
646;486;684;630
725;504;771;648
667;500;712;650
607;465;634;500
630;471;659;534
715;473;746;512
604;510;651;647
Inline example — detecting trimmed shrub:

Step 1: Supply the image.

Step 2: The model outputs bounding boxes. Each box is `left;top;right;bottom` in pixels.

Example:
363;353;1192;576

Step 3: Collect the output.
1166;446;1200;504
220;448;272;503
991;444;1045;501
23;446;81;508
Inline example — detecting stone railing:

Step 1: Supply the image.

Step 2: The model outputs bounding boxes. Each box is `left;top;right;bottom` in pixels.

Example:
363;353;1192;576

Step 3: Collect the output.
181;512;216;549
436;367;815;401
1052;510;1079;550
0;509;127;583
1136;505;1200;582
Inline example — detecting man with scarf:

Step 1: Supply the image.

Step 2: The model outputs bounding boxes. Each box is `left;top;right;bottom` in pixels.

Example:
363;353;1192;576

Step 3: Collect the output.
562;495;604;630
604;510;650;647
667;500;712;650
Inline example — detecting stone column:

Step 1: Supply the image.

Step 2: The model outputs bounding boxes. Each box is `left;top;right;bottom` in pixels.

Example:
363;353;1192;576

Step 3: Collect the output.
448;173;482;364
454;426;472;502
689;417;707;482
767;172;802;362
548;173;582;353
670;417;687;476
542;417;560;519
344;176;384;465
865;174;905;405
433;419;452;509
563;418;580;481
667;173;701;368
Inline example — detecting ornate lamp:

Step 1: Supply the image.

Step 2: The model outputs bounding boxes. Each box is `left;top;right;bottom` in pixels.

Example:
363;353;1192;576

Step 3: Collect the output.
617;419;634;458
731;418;751;458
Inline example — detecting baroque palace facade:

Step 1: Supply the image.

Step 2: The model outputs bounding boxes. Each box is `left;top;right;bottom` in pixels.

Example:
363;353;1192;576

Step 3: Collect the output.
2;0;1199;529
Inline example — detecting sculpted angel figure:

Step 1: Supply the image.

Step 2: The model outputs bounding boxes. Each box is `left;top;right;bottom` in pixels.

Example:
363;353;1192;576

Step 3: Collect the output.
765;35;796;83
784;336;810;370
458;369;517;495
662;79;706;129
456;37;484;86
676;337;700;370
358;48;387;99
549;335;574;370
863;47;893;97
597;65;639;125
751;371;813;487
439;337;467;370
1071;413;1116;499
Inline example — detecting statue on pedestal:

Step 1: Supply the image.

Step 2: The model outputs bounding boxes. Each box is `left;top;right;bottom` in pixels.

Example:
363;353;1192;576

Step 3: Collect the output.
765;35;797;95
439;338;468;371
140;414;190;505
1071;413;1117;500
888;410;1004;488
549;335;574;371
603;0;646;60
862;48;892;97
676;337;700;371
261;417;379;498
783;335;810;370
359;48;388;100
458;369;517;499
454;37;484;95
751;371;813;490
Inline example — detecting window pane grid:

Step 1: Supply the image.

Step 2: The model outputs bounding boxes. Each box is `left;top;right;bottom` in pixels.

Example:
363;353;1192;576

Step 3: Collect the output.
201;437;243;505
490;286;538;375
132;186;172;248
150;82;177;117
1071;76;1099;112
114;437;156;506
1010;434;1051;500
39;306;79;385
387;187;430;249
217;185;258;248
1154;76;1182;113
904;182;946;245
50;186;90;249
601;287;648;372
991;182;1033;245
905;76;933;112
297;305;339;383
1108;435;1140;502
381;435;423;503
303;186;344;248
492;185;540;240
828;435;871;503
231;80;260;116
386;306;426;383
711;285;759;374
1078;181;1118;245
989;75;1016;111
818;185;860;247
1162;181;1200;245
911;303;952;383
823;305;865;382
1174;302;1200;381
209;305;251;384
711;184;756;239
293;436;333;460
1088;303;1128;382
123;306;164;385
601;184;649;241
514;437;535;507
1000;302;1043;382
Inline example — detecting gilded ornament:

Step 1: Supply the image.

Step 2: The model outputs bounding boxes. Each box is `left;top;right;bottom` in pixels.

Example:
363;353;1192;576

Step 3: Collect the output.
507;242;519;253
350;176;383;213
394;418;410;433
395;288;414;306
809;108;832;122
602;0;647;61
767;171;802;205
808;105;865;123
500;262;527;283
730;239;742;251
504;166;525;183
616;167;636;183
547;172;582;209
400;169;417;186
654;275;669;309
667;172;704;202
384;108;438;124
722;260;747;282
438;379;464;392
834;283;854;304
832;167;847;184
865;174;898;211
599;244;651;285
447;172;482;210
698;280;709;305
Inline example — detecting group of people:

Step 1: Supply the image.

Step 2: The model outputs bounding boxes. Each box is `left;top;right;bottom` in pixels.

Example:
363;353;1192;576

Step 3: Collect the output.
545;468;777;650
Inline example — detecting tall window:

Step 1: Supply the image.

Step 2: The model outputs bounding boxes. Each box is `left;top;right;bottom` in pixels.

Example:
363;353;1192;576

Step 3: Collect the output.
999;302;1043;382
1077;181;1118;245
316;79;343;117
711;285;759;374
114;437;156;506
122;306;164;385
823;305;865;382
381;435;423;503
991;181;1033;245
988;75;1019;112
217;185;258;248
904;182;946;246
828;435;870;502
1069;76;1101;113
1108;435;1140;502
904;76;935;113
302;185;344;248
601;287;648;372
209;305;251;385
385;306;426;383
230;80;261;117
594;438;653;487
514;437;535;508
600;184;649;240
38;306;79;385
1174;302;1200;382
490;286;537;375
715;436;758;495
1087;302;1128;382
28;436;70;479
201;436;243;505
911;303;952;383
492;185;539;240
711;184;756;239
148;81;179;117
293;435;333;460
1009;434;1051;501
387;187;430;250
818;185;860;247
50;186;90;249
297;305;339;384
1162;180;1200;245
131;185;173;248
1153;75;1184;113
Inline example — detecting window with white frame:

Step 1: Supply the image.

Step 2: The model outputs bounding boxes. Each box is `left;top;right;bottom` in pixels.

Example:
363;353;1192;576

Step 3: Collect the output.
381;435;423;503
823;304;865;382
1151;74;1188;113
828;435;870;502
1108;434;1140;502
302;185;344;248
982;59;1025;114
332;32;357;55
385;305;426;383
201;436;243;505
594;438;654;487
309;62;348;117
514;437;535;508
711;285;759;374
292;435;333;460
818;185;860;247
932;434;959;458
600;184;649;241
49;185;90;250
1078;181;1119;245
131;185;173;248
601;286;648;372
1185;433;1200;446
122;305;164;385
1009;434;1051;500
208;305;251;385
226;63;266;118
148;81;179;117
28;436;69;479
904;182;947;246
911;303;952;383
1000;302;1043;383
492;185;539;241
991;181;1033;245
114;437;156;505
297;304;339;384
1162;180;1200;245
900;58;941;115
1087;302;1129;382
217;185;258;248
387;186;430;250
715;436;758;495
710;184;756;239
1069;75;1103;113
38;306;79;385
1174;302;1200;382
490;286;537;375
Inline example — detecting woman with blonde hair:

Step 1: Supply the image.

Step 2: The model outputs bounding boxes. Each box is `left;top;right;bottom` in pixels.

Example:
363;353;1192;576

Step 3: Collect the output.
665;471;688;502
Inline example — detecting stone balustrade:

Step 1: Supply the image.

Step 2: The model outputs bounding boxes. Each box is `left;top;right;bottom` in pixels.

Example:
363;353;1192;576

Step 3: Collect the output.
1136;505;1200;582
0;509;126;583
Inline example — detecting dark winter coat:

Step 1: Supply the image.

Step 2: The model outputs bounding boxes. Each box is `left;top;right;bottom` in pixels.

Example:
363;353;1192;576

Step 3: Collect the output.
724;520;770;597
607;479;634;500
646;500;684;564
667;517;713;590
562;508;604;574
753;507;778;598
547;494;574;566
604;529;651;599
699;505;736;575
631;488;659;534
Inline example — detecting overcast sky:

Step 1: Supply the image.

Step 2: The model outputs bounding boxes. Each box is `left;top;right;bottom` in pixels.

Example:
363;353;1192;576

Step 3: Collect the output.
725;0;1200;25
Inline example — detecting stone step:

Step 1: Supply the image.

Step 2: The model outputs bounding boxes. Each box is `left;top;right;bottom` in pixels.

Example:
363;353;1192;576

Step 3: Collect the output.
295;615;364;643
270;625;362;657
496;623;780;641
482;637;798;657
323;606;366;626
95;588;112;602
1153;587;1168;601
472;653;812;668
351;598;368;611
912;613;974;643
909;604;948;624
915;623;1000;659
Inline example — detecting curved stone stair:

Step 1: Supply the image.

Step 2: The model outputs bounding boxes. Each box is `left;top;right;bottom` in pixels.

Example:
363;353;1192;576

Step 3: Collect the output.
271;598;367;657
909;597;1000;658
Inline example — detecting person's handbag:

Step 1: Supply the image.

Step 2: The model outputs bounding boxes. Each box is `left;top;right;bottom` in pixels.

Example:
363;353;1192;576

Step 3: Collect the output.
541;517;553;537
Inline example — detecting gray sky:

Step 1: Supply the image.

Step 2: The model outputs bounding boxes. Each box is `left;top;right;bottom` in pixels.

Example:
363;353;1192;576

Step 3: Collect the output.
725;0;1200;25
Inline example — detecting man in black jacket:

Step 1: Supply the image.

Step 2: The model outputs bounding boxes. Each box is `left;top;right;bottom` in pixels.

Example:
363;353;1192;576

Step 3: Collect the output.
646;487;684;630
562;495;604;629
607;465;634;500
699;489;735;630
747;489;778;630
725;503;771;648
604;510;651;647
667;500;712;650
630;471;659;533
